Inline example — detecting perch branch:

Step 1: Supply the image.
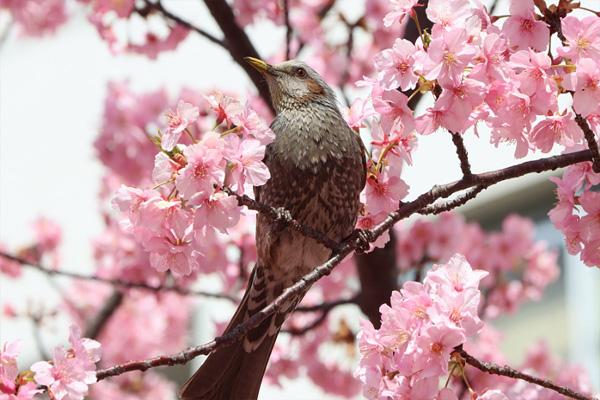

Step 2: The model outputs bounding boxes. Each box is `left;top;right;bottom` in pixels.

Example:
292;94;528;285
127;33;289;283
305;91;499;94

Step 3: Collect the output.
457;348;594;400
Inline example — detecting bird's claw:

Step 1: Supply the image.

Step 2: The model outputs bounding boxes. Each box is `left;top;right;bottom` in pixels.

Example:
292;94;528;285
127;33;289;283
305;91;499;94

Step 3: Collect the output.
273;207;293;229
351;229;374;253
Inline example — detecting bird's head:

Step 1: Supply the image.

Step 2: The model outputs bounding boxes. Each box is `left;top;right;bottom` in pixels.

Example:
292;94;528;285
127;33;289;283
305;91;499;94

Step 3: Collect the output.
244;57;337;113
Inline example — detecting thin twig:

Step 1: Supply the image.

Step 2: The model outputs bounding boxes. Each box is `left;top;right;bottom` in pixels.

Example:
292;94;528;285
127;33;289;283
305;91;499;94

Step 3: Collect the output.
139;1;226;49
0;251;237;301
282;311;329;336
419;185;486;215
295;294;358;312
456;348;594;400
95;149;594;380
575;113;600;173
31;315;50;360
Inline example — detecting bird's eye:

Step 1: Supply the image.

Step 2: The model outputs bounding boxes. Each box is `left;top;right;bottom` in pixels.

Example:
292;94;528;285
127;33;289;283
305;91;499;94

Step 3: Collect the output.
295;67;307;78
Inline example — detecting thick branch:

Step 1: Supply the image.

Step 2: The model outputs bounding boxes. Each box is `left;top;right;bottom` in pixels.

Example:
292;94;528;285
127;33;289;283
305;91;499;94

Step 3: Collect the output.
0;251;236;301
84;291;124;340
203;0;274;112
95;149;594;380
355;231;398;328
457;348;594;400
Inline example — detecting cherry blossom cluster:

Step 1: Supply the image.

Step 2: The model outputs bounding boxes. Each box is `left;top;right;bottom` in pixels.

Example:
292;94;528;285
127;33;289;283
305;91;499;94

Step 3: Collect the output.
0;0;67;36
395;212;560;318
355;254;488;399
0;326;101;400
112;92;273;277
340;0;600;251
549;161;600;267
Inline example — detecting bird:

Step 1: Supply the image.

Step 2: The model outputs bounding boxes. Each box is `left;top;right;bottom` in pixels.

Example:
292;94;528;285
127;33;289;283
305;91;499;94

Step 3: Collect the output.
179;57;366;400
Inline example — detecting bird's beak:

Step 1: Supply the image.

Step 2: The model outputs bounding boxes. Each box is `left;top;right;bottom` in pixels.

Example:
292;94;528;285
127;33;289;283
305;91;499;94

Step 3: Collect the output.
244;57;272;75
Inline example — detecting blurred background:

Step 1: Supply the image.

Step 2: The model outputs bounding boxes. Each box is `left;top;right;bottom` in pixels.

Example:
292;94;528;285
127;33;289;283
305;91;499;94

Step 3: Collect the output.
1;0;599;398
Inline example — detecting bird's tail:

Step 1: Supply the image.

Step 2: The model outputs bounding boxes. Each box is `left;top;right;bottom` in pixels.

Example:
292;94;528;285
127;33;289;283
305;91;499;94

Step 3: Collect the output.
179;267;289;400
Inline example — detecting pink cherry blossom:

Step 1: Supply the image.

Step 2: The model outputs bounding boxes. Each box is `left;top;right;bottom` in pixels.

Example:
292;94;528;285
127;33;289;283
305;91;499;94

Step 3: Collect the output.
363;172;408;215
152;152;181;186
162;100;199;151
502;0;549;52
509;49;556;115
414;324;465;378
32;216;62;253
374;38;418;91
225;136;271;190
478;390;509;400
230;103;276;144
383;0;420;27
175;137;226;201
205;92;244;127
557;15;600;62
572;58;600;117
470;33;509;83
529;112;582;153
425;0;470;28
0;244;21;278
2;0;68;37
193;192;240;234
342;98;376;130
424;27;476;87
31;325;101;400
372;88;415;135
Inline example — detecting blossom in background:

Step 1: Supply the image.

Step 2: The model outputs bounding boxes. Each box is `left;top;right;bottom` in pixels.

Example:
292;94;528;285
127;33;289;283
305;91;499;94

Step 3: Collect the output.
0;0;68;36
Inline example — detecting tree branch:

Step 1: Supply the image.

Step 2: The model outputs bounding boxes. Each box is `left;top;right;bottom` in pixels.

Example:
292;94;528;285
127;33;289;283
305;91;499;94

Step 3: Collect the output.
203;0;274;112
283;0;292;60
223;187;339;250
84;291;124;340
456;348;594;400
575;113;600;173
142;1;227;49
0;251;237;301
451;132;473;178
294;294;358;312
355;231;398;328
419;185;486;215
282;311;329;336
95;149;595;380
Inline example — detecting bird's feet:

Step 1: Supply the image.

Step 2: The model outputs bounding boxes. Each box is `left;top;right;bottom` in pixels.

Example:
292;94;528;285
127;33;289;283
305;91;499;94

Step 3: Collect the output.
348;229;374;253
273;207;293;230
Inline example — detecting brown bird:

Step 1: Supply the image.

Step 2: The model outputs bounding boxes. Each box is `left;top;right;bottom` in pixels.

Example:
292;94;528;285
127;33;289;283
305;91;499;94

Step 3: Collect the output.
180;57;366;400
